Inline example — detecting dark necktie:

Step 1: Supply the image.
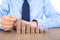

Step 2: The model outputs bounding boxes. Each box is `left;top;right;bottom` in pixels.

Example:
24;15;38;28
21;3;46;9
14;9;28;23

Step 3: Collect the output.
22;0;30;21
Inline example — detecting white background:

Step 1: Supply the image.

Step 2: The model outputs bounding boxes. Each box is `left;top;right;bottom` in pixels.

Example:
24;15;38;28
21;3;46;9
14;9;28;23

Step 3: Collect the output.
50;0;60;13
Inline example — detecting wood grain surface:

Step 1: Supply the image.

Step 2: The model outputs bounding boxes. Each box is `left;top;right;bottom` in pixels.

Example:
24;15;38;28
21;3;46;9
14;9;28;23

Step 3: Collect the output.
0;28;60;40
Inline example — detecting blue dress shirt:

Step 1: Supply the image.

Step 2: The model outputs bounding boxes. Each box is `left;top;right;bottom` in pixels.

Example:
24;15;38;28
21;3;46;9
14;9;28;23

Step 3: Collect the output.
0;0;60;29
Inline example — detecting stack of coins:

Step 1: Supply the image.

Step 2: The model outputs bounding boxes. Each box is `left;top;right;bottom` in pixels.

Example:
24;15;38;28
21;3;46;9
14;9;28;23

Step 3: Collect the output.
16;20;48;34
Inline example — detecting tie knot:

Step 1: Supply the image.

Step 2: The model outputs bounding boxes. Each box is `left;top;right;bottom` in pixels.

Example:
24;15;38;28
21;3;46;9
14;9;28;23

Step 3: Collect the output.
24;0;27;2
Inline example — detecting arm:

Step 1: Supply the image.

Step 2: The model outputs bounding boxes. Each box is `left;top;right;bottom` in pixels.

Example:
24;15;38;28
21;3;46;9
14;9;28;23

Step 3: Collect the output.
0;0;10;30
0;19;2;29
37;0;60;29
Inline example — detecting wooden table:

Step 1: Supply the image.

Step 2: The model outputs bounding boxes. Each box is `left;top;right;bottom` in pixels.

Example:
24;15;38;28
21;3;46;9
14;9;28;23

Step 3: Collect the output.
0;28;60;40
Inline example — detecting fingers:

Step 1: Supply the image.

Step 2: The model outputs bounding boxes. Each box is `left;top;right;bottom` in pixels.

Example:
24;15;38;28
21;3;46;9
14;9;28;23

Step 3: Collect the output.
1;16;18;31
2;26;12;31
2;24;13;32
1;20;14;26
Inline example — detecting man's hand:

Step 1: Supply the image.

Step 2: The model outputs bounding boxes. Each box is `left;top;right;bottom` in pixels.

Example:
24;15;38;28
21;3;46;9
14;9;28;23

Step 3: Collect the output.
1;16;18;31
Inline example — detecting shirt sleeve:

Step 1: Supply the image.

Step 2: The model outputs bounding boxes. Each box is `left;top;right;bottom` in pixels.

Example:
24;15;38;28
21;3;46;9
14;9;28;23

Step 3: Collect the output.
0;18;2;29
0;0;10;29
37;0;60;29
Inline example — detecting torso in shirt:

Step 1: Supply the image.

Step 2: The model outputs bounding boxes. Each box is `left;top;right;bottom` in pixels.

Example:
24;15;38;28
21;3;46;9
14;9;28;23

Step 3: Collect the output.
2;0;44;21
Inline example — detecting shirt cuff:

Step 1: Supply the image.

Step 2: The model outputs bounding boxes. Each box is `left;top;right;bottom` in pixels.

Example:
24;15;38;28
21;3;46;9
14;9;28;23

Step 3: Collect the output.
32;19;45;30
0;18;2;30
34;19;47;30
0;24;2;30
32;19;38;27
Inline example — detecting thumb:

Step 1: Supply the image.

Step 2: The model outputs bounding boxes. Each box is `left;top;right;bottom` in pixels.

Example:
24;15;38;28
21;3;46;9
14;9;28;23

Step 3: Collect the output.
10;16;18;19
